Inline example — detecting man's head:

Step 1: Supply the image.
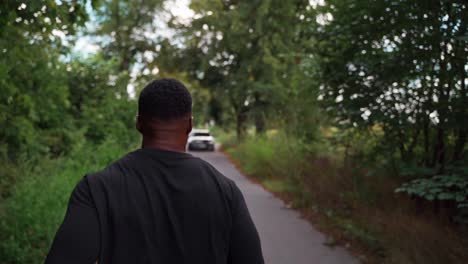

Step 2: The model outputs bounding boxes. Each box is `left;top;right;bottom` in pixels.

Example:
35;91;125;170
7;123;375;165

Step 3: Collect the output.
137;79;193;149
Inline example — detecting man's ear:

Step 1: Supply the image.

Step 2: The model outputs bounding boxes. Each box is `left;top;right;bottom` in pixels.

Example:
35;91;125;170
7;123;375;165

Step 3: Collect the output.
136;115;143;133
187;116;193;135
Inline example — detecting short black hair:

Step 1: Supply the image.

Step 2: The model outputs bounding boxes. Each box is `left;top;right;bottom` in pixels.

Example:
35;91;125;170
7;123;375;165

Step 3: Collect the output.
138;78;192;121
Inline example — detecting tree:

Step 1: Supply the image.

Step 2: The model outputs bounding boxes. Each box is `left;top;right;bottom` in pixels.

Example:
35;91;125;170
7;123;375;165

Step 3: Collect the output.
66;54;137;145
0;0;88;159
311;0;468;170
92;0;164;76
165;0;312;139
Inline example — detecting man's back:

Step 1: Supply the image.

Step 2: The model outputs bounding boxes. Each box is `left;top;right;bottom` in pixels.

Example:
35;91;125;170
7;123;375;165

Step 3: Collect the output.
46;78;264;264
46;148;264;264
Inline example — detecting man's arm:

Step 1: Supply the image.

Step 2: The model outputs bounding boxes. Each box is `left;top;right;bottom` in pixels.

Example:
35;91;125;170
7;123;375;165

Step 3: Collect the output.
228;183;264;264
45;179;100;264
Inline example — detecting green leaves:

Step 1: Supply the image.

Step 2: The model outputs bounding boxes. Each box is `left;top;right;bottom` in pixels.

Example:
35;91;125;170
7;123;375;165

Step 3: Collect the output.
0;1;138;160
396;172;468;208
168;0;317;137
311;0;468;168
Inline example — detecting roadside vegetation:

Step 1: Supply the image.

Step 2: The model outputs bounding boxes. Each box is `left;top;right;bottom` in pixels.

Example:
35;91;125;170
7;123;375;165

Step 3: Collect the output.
0;2;140;262
186;1;468;262
219;130;468;263
0;140;134;263
1;0;467;263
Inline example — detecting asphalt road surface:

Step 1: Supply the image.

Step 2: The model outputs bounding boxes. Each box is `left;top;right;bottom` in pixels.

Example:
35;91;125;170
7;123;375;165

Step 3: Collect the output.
191;150;359;264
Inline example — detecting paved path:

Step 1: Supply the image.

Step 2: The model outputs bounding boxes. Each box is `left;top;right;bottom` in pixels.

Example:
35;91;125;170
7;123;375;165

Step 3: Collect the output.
191;150;358;264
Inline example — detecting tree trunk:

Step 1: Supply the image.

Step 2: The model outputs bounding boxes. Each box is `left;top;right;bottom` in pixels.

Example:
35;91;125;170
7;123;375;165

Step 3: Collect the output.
432;128;446;172
397;129;406;161
236;112;247;141
453;52;467;161
423;119;431;167
453;129;467;161
253;92;265;135
407;127;420;159
254;112;265;135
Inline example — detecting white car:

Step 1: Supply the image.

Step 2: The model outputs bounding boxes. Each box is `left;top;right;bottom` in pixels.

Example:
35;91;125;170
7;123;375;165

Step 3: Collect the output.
187;129;215;151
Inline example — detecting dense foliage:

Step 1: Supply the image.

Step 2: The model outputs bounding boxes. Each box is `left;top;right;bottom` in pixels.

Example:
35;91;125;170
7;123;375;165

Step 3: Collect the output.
0;1;142;262
313;0;468;171
0;141;131;264
162;0;468;212
162;0;467;160
1;0;467;263
0;0;88;161
396;169;468;209
309;0;468;213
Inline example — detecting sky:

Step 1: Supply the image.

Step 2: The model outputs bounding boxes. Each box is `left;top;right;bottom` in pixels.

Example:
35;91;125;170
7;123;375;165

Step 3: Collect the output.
168;0;195;24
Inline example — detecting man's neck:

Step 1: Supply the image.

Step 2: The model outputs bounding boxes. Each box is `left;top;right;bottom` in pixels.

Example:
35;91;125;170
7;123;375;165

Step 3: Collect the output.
141;136;187;153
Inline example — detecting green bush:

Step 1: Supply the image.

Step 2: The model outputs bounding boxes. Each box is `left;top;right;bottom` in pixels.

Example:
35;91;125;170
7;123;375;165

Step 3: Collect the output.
396;173;468;209
211;127;237;150
228;136;275;177
0;139;134;264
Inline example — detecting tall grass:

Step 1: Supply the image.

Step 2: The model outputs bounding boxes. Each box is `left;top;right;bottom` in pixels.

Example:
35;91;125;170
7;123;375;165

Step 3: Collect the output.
227;132;306;180
223;131;468;264
0;139;135;264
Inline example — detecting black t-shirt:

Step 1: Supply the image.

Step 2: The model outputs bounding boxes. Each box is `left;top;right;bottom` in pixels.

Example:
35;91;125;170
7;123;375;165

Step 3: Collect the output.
45;148;264;264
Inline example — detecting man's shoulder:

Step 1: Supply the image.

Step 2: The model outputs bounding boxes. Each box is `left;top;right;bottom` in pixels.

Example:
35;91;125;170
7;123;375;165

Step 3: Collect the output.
85;151;136;182
85;150;235;189
194;158;238;194
195;157;233;177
